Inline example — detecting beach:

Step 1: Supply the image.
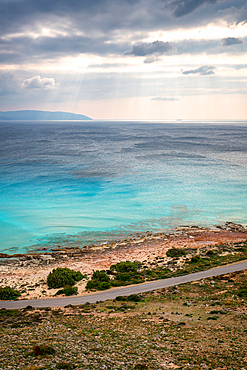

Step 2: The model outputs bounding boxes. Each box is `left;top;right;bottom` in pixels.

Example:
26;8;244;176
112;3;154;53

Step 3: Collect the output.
1;222;247;300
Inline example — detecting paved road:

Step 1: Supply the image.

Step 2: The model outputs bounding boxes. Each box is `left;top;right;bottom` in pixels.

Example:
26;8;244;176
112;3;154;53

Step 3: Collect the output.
1;261;247;309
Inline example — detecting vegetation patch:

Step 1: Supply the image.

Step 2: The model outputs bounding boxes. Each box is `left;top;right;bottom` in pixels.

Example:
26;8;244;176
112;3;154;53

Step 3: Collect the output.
56;361;75;369
0;286;21;300
47;267;84;289
33;344;55;356
166;247;186;258
236;286;247;297
86;240;247;291
86;270;111;290
1;268;247;370
55;285;78;296
86;261;144;291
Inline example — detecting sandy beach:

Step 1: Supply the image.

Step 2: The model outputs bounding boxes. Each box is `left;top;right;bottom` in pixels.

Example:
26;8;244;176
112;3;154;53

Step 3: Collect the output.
1;222;247;300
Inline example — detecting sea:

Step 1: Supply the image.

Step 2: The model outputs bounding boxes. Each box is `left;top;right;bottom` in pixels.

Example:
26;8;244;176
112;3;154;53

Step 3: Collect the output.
0;120;247;255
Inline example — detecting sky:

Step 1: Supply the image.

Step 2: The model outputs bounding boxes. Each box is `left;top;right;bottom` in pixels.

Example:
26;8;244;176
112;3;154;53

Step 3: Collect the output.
0;0;247;120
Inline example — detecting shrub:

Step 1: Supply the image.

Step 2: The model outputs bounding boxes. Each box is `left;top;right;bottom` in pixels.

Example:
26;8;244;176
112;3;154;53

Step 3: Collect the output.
236;286;247;297
111;280;125;287
47;267;84;288
91;270;110;282
86;270;111;290
86;280;100;290
55;285;78;296
86;280;111;291
98;281;111;290
0;286;21;300
189;255;203;264
115;295;127;301
33;344;55;356
166;247;186;258
56;361;75;369
206;250;217;257
115;272;132;282
127;294;143;302
110;261;138;273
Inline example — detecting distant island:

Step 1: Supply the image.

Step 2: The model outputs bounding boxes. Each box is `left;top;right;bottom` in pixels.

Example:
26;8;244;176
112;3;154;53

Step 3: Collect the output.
0;110;92;121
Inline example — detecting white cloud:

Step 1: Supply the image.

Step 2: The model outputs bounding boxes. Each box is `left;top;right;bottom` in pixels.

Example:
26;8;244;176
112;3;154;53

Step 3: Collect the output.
22;75;59;90
151;96;179;101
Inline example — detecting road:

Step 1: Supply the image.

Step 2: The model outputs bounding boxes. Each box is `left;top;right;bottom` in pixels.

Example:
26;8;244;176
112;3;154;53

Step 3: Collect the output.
1;261;247;309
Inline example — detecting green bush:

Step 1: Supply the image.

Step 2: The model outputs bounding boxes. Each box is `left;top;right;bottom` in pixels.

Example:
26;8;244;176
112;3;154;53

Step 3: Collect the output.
206;250;217;257
111;280;125;287
0;286;21;300
236;286;247;297
86;270;111;291
189;255;203;264
91;270;110;282
86;280;111;291
127;294;143;302
166;247;186;258
55;285;78;296
98;281;111;290
115;295;127;301
47;267;84;288
110;261;138;273
86;262;145;291
56;361;75;369
86;280;100;290
115;272;132;282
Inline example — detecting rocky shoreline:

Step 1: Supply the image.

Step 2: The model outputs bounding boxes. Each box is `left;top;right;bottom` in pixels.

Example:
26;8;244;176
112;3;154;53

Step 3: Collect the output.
0;222;247;300
1;222;246;266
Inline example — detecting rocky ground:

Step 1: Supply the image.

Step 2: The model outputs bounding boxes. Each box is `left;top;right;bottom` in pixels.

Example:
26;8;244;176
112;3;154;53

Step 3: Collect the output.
0;268;246;370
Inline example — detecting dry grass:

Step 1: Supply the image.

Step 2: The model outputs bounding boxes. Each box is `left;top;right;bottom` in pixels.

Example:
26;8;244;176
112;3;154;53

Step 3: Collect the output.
0;268;246;369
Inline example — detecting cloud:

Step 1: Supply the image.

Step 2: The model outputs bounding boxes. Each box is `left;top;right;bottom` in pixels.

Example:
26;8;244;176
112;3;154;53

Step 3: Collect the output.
170;0;218;18
221;37;244;46
182;65;216;75
151;96;179;101
0;0;246;67
231;64;247;70
22;75;59;90
0;72;19;95
124;41;173;57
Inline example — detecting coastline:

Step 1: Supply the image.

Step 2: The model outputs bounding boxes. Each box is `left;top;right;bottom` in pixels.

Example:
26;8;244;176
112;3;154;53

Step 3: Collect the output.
1;222;247;301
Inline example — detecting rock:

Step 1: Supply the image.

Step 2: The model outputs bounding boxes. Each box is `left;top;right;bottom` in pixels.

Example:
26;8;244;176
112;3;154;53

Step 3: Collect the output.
37;254;54;260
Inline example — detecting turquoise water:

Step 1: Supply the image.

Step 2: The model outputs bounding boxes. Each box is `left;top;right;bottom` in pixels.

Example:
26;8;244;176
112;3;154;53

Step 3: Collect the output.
0;120;247;254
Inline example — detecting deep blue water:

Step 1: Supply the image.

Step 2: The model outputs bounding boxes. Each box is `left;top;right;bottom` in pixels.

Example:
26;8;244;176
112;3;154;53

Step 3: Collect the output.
0;120;247;254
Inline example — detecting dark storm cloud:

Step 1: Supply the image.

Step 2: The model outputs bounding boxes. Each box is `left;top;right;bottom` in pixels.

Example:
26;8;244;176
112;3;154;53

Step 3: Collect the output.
0;0;141;36
221;37;244;46
170;0;217;18
124;41;173;56
0;34;130;64
0;0;246;66
182;65;216;75
0;0;245;37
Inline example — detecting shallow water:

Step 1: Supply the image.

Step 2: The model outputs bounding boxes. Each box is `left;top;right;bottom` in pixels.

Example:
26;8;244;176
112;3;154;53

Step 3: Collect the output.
0;120;247;254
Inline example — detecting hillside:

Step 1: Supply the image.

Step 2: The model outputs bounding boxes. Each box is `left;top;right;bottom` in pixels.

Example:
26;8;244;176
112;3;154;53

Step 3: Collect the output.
0;268;246;369
0;110;92;120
